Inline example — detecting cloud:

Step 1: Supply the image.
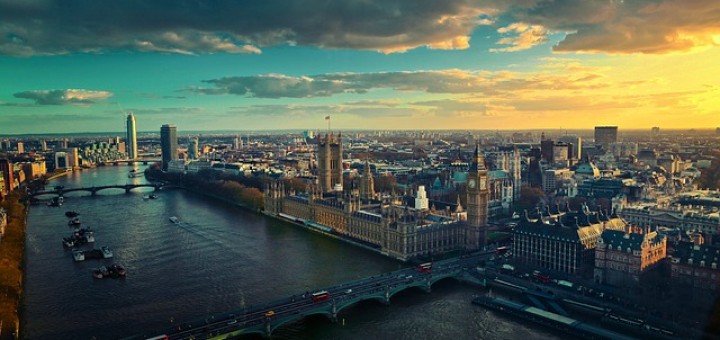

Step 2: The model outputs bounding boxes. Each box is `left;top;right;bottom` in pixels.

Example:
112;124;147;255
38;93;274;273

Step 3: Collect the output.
190;68;609;98
505;0;720;54
122;107;205;116
413;99;492;118
1;0;717;56
0;0;493;56
228;103;418;118
13;89;113;105
490;22;548;52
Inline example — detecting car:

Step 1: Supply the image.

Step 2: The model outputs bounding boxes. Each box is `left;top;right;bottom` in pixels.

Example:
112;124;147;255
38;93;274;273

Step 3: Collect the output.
265;310;275;317
227;319;238;325
405;275;413;280
345;289;353;294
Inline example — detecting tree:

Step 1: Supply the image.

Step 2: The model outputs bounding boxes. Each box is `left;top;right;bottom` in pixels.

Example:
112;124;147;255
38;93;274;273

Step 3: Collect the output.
283;178;307;193
516;186;546;213
697;157;720;189
375;174;397;193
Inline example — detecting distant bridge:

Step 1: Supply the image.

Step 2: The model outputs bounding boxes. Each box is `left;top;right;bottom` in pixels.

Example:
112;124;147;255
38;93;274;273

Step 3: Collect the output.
130;252;490;340
100;159;161;166
30;183;184;197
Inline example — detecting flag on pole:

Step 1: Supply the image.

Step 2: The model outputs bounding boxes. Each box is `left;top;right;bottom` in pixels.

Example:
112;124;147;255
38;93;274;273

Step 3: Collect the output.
325;115;330;120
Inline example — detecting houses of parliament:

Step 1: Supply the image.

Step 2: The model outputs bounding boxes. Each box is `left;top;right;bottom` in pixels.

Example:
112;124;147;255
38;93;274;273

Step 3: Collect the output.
264;132;490;261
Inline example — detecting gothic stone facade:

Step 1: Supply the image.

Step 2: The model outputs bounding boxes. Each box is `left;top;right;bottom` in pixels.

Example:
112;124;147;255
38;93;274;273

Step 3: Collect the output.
265;183;466;261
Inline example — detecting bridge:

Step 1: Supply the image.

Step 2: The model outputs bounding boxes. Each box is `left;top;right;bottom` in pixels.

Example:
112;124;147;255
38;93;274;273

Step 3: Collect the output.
30;183;183;197
130;252;491;340
100;159;161;166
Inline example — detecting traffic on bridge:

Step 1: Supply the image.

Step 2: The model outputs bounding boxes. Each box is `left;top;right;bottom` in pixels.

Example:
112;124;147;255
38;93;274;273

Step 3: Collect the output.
131;251;493;340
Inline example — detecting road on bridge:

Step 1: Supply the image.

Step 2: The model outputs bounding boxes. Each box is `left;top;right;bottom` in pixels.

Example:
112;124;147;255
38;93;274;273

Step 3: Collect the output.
137;251;494;340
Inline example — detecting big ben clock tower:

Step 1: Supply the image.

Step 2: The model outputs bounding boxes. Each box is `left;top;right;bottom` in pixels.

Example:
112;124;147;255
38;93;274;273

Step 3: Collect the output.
466;144;489;250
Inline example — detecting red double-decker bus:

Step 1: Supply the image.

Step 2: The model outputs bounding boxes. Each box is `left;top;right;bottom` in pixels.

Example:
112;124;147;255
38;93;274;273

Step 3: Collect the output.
418;262;433;272
311;290;330;302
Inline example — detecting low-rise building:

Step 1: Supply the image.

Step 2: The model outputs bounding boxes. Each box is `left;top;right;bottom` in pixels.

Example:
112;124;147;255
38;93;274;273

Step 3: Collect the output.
513;206;627;275
594;228;667;286
670;241;720;291
620;203;720;235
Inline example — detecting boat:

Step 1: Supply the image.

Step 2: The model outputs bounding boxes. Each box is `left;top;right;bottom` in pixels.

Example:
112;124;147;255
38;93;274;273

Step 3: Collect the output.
68;217;81;226
63;228;95;247
128;169;143;178
72;250;85;262
169;216;179;224
108;263;127;277
47;197;63;207
63;238;76;248
93;264;126;279
92;266;109;278
76;247;108;260
149;194;158;199
83;249;104;260
101;246;113;258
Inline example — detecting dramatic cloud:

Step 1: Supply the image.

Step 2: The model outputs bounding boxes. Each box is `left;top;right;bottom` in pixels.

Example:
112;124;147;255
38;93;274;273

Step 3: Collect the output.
2;0;716;56
190;68;609;98
13;89;113;105
505;0;720;54
0;0;492;56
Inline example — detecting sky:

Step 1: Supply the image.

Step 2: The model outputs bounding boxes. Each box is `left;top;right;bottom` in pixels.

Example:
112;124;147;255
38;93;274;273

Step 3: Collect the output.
0;0;719;134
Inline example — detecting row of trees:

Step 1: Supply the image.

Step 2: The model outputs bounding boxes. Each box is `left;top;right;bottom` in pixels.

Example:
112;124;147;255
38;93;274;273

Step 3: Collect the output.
0;191;26;338
146;166;264;210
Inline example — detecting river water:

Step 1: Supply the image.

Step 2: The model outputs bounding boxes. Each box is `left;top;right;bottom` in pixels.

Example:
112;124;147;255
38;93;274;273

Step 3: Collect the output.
22;165;558;339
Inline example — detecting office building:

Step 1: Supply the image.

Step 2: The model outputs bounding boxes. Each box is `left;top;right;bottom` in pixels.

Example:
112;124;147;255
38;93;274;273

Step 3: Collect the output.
160;124;178;171
0;159;14;196
16;142;24;153
558;135;582;160
670;241;720;291
126;112;138;160
594;228;667;286
513;206;628;275
189;138;199;160
594;126;618;148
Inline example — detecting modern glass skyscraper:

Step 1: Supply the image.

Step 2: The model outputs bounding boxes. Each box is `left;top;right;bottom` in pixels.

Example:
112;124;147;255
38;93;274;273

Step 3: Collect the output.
126;113;138;159
188;137;199;160
160;124;178;170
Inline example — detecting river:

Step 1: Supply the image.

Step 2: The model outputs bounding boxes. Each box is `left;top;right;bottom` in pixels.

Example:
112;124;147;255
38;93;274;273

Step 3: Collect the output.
22;165;559;339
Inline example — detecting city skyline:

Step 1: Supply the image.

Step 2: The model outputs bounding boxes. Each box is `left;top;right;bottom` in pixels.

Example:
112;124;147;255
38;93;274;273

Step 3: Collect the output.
1;1;719;134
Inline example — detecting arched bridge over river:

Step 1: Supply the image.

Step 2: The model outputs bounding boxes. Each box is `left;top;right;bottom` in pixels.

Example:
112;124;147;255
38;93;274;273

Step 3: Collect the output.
130;252;490;340
30;183;184;197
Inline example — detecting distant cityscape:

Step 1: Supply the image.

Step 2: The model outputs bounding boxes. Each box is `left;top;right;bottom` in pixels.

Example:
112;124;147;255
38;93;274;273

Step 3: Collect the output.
2;114;720;338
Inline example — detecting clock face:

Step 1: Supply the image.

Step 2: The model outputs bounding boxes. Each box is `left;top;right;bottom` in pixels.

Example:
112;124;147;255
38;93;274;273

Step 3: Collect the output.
468;179;476;189
479;178;486;190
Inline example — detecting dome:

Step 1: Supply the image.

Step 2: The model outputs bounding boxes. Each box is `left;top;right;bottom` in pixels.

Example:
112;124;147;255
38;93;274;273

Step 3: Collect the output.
575;161;600;178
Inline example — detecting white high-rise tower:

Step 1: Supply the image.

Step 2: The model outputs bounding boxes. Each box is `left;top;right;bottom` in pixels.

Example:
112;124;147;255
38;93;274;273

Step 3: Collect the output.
126;112;138;159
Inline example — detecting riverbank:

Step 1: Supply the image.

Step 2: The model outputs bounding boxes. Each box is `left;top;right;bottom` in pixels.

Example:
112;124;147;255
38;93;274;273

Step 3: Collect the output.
45;170;71;181
180;186;393;260
0;192;27;339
